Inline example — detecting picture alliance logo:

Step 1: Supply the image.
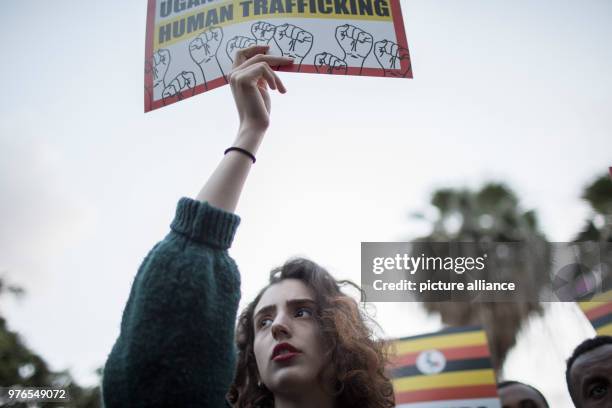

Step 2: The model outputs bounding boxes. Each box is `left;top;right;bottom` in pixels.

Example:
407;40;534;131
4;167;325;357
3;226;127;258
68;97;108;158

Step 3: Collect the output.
371;253;489;275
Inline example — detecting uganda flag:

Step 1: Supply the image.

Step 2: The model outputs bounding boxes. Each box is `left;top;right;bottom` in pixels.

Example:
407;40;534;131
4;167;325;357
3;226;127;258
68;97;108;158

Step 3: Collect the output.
389;326;501;408
578;290;612;336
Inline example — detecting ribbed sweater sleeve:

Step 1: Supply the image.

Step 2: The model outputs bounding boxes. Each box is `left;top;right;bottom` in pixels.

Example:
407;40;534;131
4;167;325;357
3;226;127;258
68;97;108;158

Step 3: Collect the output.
102;198;241;407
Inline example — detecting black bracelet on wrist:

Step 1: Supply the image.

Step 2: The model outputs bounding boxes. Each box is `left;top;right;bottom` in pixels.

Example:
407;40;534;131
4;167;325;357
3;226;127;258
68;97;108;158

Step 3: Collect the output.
224;146;256;163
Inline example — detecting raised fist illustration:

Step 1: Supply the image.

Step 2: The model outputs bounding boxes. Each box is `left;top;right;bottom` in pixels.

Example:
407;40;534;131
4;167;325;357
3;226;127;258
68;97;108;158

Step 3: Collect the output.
189;26;224;65
146;49;171;89
189;26;226;88
335;24;373;73
162;71;196;105
273;24;313;69
374;40;411;77
251;21;276;45
314;52;347;75
226;36;257;62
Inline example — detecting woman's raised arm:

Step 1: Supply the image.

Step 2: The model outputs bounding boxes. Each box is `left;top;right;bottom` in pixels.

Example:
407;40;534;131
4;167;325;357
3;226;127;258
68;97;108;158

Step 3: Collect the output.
102;46;293;407
196;46;293;213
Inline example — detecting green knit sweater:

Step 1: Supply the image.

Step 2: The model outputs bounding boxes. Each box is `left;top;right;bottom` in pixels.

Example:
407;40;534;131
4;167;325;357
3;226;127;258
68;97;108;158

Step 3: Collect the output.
102;198;242;407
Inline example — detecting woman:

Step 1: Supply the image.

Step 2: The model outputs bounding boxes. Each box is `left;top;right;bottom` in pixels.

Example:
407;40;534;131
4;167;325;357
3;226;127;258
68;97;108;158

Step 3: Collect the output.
102;45;394;408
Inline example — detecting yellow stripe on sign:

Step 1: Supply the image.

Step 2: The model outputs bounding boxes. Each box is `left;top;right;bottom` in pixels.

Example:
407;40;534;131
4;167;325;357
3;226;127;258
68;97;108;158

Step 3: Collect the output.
153;0;394;49
392;369;497;392
395;331;487;355
597;322;612;336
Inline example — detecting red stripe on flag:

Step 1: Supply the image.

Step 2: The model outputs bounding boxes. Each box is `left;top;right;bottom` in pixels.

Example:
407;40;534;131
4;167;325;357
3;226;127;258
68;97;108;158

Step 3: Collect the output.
389;345;490;367
585;303;612;321
395;384;498;404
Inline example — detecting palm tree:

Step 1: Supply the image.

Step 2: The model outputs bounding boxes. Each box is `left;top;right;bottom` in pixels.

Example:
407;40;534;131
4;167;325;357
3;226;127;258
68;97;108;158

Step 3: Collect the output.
575;173;612;241
409;183;550;371
571;173;612;299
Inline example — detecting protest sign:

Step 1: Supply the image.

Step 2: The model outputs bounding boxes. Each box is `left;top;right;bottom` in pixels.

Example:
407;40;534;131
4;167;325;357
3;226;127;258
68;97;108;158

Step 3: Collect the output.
144;0;412;111
579;291;612;336
389;326;501;408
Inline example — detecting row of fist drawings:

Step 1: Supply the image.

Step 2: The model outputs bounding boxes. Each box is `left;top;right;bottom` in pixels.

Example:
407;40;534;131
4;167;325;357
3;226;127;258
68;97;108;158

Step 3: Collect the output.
146;22;410;105
230;23;410;77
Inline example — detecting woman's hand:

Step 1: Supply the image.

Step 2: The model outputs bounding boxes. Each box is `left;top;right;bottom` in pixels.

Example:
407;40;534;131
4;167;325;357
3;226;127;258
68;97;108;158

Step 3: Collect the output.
195;46;292;212
229;45;293;152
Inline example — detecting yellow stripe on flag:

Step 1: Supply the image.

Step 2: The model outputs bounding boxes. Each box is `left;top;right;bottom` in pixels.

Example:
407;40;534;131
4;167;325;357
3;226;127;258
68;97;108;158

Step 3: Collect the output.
392;369;496;392
596;322;612;336
395;331;487;355
579;301;607;313
579;291;612;311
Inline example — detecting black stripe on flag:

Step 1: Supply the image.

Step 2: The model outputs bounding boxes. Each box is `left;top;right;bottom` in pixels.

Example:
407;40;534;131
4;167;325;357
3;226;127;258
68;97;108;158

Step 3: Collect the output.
592;312;612;329
390;357;493;378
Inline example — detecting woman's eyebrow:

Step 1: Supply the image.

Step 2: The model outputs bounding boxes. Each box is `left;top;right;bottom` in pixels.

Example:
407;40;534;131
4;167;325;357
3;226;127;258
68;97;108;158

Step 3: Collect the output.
254;299;316;318
254;304;275;320
286;298;316;307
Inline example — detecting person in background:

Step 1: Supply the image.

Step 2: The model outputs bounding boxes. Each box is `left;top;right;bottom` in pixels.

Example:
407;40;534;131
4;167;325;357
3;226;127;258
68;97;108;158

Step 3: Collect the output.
566;335;612;408
497;380;549;408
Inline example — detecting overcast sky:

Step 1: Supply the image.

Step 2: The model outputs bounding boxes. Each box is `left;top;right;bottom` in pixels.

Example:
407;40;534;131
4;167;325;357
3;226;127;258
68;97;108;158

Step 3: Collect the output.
1;1;611;406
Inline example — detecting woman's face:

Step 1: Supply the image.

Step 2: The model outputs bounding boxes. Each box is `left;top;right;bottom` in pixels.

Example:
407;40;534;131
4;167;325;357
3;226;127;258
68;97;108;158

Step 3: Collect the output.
252;279;328;394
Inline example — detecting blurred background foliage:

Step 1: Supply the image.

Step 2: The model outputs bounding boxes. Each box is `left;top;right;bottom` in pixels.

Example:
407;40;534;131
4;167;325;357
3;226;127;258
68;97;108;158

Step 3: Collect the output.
409;182;549;371
0;278;101;407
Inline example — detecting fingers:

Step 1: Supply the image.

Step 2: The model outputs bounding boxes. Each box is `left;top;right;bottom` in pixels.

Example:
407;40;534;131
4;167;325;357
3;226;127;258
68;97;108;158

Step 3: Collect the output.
231;45;292;94
233;45;272;67
238;52;294;70
227;36;258;61
232;61;287;94
258;64;281;92
252;62;287;94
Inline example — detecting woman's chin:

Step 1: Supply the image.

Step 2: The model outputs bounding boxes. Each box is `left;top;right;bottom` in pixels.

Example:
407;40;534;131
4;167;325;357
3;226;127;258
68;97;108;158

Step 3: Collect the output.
267;368;317;393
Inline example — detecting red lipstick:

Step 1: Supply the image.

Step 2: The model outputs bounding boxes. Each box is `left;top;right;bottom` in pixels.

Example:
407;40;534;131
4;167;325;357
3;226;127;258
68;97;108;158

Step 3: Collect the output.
271;343;301;361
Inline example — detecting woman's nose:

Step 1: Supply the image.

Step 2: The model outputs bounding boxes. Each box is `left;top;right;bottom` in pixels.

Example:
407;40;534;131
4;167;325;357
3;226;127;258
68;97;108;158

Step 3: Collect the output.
271;314;292;339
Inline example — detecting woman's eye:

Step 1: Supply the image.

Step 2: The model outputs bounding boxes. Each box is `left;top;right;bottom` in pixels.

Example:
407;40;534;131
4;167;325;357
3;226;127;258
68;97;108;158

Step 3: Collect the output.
295;307;312;318
588;383;608;399
258;318;272;328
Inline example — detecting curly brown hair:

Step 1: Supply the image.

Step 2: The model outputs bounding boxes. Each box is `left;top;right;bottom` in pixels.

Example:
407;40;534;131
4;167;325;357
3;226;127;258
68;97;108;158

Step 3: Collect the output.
227;258;395;408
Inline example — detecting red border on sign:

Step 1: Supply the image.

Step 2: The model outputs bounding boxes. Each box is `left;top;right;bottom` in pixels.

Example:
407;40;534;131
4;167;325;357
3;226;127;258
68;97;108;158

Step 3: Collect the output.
145;0;156;112
144;0;412;112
